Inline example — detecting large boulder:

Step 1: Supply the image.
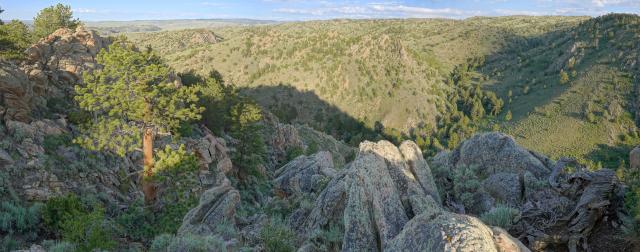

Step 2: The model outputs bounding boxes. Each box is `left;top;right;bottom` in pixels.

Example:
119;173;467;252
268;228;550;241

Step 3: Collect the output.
386;212;529;252
273;151;336;197
298;140;524;252
432;132;552;179
177;183;240;238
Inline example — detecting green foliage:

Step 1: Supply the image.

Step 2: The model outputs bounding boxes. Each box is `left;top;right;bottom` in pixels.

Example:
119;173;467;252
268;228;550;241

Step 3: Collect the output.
480;206;520;230
150;233;227;252
230;99;267;177
43;194;116;251
285;146;305;162
42;194;85;233
74;39;203;156
0;202;42;241
0;19;31;60
559;70;570;84
504;110;513;121
43;134;72;154
154;144;199;180
60;206;116;251
32;4;80;40
309;223;344;251
260;217;296;252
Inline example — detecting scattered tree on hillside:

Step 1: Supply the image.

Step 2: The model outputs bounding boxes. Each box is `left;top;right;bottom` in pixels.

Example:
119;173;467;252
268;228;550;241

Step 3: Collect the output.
560;69;570;84
33;4;81;40
229;99;266;177
74;40;203;205
181;70;267;180
505;110;513;121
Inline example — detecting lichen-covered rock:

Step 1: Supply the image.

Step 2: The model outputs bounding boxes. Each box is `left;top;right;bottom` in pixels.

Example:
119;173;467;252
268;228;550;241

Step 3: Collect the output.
298;140;523;252
0;60;33;122
482;172;522;207
273;151;336;197
630;146;640;170
432;132;552;179
0;148;13;167
386;212;529;252
178;183;240;238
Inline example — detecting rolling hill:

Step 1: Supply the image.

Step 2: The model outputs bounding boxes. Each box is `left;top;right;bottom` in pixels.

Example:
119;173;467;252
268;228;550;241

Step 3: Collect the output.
128;14;640;164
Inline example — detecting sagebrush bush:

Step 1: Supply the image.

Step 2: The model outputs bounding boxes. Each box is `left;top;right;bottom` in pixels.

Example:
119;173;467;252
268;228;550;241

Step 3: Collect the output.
260;217;296;252
150;233;227;252
0;201;41;236
480;206;520;230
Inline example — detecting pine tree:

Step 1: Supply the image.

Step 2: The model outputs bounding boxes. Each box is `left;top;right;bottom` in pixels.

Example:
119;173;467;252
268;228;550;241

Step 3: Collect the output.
559;69;570;84
33;4;80;40
505;110;513;121
74;40;203;204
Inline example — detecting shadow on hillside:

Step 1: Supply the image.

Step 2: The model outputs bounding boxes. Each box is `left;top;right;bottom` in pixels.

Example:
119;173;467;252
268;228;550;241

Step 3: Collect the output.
479;20;592;123
238;83;381;145
586;143;633;169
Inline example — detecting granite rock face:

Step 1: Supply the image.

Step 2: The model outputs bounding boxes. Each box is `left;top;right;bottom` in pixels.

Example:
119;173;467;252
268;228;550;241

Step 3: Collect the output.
297;140;526;252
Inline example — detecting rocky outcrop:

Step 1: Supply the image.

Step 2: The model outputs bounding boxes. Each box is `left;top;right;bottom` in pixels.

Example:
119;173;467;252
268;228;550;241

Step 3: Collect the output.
262;112;355;170
386;212;528;252
297;140;523;252
1;26;110;123
24;26;110;84
177;183;240;238
431;133;627;252
0;60;34;122
273;151;336;197
432;132;552;179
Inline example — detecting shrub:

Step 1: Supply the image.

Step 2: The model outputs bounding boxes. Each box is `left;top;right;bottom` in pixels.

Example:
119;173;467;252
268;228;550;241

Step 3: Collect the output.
480;206;520;230
150;234;227;252
42;194;84;233
260;217;296;252
60;206;116;251
0;201;42;237
44;241;76;252
43;134;72;154
285;146;305;163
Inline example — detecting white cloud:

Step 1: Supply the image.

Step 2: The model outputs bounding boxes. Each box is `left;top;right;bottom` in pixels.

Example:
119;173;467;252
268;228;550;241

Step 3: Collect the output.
74;8;97;13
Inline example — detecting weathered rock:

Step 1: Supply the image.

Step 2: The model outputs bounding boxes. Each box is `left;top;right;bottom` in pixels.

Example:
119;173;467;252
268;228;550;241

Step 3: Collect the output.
0;60;33;122
482;172;523;207
0;148;14;167
630;146;640;171
274;151;336;197
262;112;355;170
432;132;552;179
386;212;529;252
178;183;241;238
298;140;522;252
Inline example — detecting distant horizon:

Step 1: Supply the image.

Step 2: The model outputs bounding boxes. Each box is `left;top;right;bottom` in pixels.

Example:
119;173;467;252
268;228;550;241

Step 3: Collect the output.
2;0;640;22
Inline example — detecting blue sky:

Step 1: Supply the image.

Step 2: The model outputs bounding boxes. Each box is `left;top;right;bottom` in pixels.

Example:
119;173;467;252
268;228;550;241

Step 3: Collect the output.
2;0;640;21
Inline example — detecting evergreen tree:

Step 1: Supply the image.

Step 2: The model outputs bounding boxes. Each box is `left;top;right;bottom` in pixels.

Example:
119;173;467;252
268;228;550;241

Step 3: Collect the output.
505;110;513;121
0;20;31;60
74;40;203;204
229;99;266;177
33;4;80;40
559;69;570;84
